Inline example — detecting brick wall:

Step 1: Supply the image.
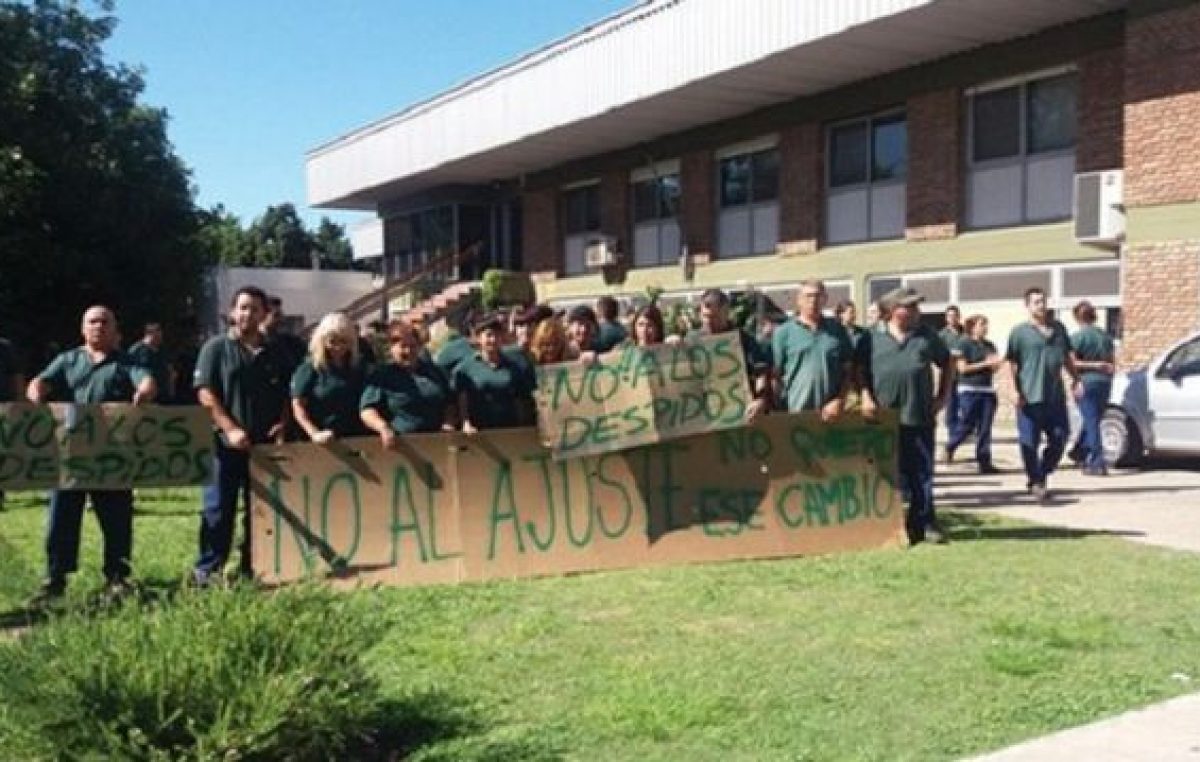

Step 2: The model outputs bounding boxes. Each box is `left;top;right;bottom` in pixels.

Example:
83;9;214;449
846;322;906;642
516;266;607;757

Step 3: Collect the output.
1124;3;1200;206
778;123;821;255
1120;240;1200;367
521;187;560;276
905;88;961;241
1077;46;1125;172
679;149;715;262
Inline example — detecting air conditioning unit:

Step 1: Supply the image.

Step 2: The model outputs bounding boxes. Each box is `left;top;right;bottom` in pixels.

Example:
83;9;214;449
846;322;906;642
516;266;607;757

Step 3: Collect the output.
1074;170;1124;245
584;236;618;268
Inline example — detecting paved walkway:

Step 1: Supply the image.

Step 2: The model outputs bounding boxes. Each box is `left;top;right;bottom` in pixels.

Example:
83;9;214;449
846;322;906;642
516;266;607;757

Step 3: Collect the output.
935;443;1200;761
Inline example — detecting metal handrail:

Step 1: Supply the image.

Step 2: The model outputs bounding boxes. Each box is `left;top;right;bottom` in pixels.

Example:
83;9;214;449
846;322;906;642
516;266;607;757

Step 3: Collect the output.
336;241;484;326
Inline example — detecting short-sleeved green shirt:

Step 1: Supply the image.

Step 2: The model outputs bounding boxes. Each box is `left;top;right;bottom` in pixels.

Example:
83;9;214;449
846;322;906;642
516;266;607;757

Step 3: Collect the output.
360;359;451;435
0;337;21;402
193;334;289;444
956;338;998;390
502;345;537;390
1005;321;1071;406
939;326;965;356
596;321;628;353
453;352;534;430
1070;325;1115;386
290;359;367;437
771;317;853;412
128;341;171;400
37;347;150;403
434;335;474;379
867;324;951;428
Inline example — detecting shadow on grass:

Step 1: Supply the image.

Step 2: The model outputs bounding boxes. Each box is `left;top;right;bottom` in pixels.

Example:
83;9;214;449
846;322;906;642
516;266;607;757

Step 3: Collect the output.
941;512;1144;543
0;574;192;635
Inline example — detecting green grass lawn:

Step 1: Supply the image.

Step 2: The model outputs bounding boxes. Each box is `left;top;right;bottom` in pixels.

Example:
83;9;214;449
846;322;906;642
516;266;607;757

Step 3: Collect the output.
3;489;1200;760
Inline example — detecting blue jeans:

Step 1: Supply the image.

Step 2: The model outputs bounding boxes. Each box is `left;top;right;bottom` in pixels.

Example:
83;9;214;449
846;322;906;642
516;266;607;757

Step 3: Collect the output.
899;425;936;542
46;489;133;582
943;382;960;438
946;390;996;467
1017;401;1069;487
1076;381;1112;470
194;441;253;581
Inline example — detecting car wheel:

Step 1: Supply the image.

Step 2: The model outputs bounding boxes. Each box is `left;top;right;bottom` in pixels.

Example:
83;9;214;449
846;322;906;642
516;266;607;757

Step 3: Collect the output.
1101;408;1144;468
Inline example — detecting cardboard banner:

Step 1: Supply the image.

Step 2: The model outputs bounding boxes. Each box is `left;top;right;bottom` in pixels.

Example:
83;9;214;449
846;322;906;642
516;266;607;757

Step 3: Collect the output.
251;411;903;588
535;334;753;459
0;403;213;490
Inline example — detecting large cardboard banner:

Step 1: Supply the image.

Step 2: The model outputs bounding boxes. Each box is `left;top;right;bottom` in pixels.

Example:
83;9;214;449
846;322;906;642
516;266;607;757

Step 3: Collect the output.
0;403;213;490
251;411;903;588
535;333;753;459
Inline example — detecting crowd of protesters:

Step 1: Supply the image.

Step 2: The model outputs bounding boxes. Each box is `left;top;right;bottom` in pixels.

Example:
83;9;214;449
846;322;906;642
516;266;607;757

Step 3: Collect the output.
0;279;1117;601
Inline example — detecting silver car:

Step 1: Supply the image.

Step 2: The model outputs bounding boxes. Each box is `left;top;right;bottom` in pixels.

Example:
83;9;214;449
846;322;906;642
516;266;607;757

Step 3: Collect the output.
1102;330;1200;466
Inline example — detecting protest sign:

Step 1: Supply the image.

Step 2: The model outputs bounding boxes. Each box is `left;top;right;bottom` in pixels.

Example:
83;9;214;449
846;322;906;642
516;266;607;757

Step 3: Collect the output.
535;334;753;459
251;411;903;587
0;403;213;490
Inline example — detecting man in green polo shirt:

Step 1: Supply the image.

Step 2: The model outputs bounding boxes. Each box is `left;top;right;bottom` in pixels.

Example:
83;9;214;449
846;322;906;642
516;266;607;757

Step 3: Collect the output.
1005;286;1080;502
128;321;173;403
862;287;954;544
594;295;628;352
938;306;965;439
682;288;770;419
27;306;156;602
192;285;290;586
772;280;854;420
1068;301;1117;476
0;328;25;511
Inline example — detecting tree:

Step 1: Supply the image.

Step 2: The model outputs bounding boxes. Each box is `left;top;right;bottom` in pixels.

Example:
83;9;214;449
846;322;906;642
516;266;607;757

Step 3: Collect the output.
246;203;314;269
313;217;354;270
193;205;252;267
0;0;206;361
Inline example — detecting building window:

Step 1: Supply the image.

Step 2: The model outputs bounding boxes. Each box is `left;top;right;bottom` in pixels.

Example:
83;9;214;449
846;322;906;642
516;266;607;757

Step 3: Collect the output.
562;182;601;275
717;146;779;258
826;111;907;244
631;172;681;267
967;70;1078;229
383;206;454;278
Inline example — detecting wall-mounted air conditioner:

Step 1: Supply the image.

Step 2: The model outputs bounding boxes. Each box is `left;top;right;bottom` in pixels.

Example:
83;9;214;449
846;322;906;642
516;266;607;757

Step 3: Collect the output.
1074;170;1124;246
584;236;618;268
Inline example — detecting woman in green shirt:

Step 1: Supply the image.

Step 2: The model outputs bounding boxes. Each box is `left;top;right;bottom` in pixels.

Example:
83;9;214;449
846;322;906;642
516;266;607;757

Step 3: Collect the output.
945;315;1004;473
455;314;535;433
291;312;367;442
360;319;454;449
630;305;665;348
1069;301;1116;476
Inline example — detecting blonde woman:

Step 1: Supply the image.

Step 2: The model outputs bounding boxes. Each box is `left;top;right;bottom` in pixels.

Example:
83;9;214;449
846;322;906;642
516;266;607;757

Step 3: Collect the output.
529;317;576;367
290;312;366;443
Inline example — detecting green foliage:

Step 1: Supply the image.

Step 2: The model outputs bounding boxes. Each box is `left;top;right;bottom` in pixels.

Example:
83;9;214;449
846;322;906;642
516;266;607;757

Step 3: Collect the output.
0;0;205;356
480;269;534;310
0;585;431;760
194;202;359;271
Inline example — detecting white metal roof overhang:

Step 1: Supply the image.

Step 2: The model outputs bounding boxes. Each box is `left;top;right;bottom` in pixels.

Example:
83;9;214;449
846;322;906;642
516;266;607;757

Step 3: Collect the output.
307;0;1126;210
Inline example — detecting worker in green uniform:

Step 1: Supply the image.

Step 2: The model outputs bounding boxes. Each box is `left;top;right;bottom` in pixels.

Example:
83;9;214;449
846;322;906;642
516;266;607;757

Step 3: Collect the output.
27;306;156;602
291;312;368;442
455;313;536;432
1068;301;1116;476
938;305;965;440
128;321;173;403
360;318;454;445
862;287;954;544
594;295;628;352
192;286;290;586
771;280;855;420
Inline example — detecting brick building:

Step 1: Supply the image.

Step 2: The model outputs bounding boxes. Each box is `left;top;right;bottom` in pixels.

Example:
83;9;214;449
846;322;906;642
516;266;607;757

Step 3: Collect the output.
309;0;1200;367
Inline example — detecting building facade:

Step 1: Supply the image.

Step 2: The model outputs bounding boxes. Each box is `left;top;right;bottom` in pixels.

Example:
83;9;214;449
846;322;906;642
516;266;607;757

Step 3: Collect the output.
308;0;1200;366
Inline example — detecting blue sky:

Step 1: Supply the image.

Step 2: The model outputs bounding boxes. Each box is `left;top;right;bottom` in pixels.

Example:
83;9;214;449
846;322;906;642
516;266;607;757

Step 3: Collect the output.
103;0;630;228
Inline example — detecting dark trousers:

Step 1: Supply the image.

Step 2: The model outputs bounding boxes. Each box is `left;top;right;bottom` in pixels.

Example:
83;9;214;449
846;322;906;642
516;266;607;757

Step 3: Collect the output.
943;382;960;438
46;489;133;582
1076;381;1112;470
899;425;936;542
946;390;997;467
195;442;253;581
1017;401;1069;487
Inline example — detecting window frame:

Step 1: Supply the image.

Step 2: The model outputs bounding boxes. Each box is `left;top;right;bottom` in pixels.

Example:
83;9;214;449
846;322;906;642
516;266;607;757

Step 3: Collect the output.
715;139;780;259
965;67;1079;230
630;169;681;268
824;107;908;245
